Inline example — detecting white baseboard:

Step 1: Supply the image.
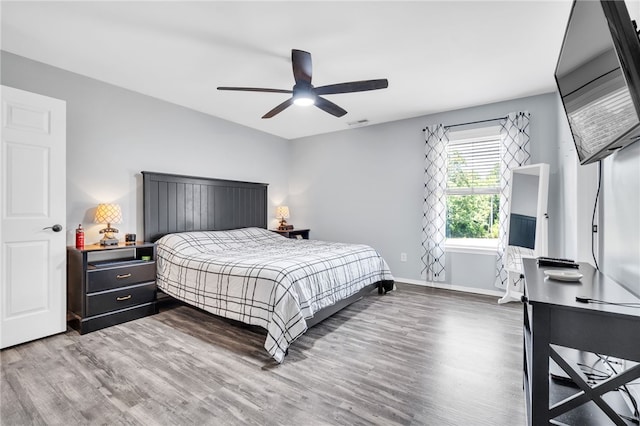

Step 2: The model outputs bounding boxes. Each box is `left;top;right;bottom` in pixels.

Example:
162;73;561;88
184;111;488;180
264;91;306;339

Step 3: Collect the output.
394;276;505;298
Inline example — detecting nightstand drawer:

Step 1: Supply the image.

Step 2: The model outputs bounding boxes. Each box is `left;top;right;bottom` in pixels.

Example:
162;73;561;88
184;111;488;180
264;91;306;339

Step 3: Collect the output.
271;228;310;239
87;282;156;316
87;262;156;293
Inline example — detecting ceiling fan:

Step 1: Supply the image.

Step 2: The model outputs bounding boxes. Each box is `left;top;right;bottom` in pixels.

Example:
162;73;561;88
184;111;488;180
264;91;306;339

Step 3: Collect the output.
217;49;389;119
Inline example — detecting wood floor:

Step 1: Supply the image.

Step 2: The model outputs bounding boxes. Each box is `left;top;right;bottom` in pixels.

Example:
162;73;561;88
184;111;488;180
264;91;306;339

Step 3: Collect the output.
1;283;525;425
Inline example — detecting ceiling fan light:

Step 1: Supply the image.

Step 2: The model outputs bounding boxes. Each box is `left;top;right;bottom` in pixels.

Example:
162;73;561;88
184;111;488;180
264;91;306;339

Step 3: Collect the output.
293;95;315;107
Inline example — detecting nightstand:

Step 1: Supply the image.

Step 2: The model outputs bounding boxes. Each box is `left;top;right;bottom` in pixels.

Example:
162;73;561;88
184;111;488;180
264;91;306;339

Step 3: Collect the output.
67;242;157;334
272;228;310;239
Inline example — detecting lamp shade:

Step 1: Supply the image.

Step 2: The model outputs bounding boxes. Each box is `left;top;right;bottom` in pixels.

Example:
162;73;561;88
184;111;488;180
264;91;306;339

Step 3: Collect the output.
276;206;290;219
94;203;123;224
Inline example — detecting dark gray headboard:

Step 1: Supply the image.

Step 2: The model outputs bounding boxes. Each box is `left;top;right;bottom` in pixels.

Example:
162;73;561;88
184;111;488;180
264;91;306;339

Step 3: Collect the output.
142;171;268;242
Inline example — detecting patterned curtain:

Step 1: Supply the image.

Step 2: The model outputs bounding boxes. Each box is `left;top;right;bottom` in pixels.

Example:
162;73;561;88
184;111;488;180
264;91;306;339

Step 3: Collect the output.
495;112;532;288
422;124;449;282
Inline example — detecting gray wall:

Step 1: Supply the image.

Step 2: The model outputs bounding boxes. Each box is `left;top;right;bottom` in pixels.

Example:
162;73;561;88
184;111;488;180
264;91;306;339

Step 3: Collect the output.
602;142;640;298
290;89;637;296
554;84;639;299
554;93;599;265
5;50;634;297
1;51;290;245
289;93;564;292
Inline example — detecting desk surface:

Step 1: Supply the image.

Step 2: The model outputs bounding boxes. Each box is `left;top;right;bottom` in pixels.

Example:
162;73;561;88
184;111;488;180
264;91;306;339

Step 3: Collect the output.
523;258;640;320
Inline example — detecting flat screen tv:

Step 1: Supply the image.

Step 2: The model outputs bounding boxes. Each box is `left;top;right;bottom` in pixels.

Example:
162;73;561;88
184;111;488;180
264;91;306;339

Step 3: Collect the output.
555;0;640;165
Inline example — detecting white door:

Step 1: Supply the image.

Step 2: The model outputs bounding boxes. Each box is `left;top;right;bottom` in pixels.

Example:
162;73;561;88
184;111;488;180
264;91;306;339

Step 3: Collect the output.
0;85;66;348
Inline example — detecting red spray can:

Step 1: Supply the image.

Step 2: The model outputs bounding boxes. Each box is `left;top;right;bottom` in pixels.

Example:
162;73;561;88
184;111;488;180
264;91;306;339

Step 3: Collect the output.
75;224;84;249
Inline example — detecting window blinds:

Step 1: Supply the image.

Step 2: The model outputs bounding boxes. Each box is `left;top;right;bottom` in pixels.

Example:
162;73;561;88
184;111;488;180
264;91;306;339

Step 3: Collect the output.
447;136;501;195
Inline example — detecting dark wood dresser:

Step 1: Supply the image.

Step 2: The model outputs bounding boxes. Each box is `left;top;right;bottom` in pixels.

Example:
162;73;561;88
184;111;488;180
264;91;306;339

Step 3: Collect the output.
67;242;157;334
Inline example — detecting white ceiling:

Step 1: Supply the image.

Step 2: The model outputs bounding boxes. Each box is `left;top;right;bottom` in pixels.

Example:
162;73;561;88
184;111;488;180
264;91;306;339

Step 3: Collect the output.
1;1;574;140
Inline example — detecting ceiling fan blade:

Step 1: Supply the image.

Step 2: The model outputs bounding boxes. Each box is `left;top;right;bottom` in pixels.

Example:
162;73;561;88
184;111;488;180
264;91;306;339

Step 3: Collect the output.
315;79;389;96
217;87;292;94
292;49;312;85
262;98;294;119
314;96;347;117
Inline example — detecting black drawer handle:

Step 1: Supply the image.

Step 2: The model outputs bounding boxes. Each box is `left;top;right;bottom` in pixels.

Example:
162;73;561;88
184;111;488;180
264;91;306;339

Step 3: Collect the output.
116;273;132;279
116;295;132;301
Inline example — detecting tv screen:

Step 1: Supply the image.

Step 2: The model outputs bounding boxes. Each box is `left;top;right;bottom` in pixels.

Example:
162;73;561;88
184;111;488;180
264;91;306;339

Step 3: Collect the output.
555;0;640;165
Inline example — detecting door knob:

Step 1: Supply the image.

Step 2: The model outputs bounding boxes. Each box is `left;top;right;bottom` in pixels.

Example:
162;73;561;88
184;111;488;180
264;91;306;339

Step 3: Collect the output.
43;224;63;232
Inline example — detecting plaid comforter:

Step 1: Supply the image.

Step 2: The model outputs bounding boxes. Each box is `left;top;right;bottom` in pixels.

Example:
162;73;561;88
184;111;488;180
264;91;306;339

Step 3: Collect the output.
156;227;393;363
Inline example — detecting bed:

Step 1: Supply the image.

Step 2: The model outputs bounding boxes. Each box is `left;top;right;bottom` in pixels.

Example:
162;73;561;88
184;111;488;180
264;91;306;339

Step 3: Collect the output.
142;171;394;363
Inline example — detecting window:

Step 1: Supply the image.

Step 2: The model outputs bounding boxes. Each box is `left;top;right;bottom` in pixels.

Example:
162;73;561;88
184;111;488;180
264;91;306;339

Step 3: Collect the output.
446;126;501;250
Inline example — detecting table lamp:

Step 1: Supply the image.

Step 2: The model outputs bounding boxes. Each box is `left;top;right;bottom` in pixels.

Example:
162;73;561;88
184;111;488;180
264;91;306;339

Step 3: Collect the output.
276;206;291;230
95;203;122;246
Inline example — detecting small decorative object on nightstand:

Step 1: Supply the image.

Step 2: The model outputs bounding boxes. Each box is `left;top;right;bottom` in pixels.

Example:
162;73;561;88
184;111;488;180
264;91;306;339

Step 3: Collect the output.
95;203;123;246
67;242;157;334
272;228;310;239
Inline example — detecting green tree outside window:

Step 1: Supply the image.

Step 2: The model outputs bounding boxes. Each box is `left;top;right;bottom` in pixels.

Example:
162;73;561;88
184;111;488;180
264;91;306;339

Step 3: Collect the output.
446;152;500;239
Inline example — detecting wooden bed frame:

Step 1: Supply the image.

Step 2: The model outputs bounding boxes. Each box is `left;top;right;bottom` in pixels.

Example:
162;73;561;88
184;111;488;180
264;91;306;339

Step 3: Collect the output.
141;171;391;330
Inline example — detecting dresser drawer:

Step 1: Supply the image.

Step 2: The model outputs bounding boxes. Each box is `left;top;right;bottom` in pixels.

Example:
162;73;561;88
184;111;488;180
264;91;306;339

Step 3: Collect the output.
86;282;156;317
87;262;156;293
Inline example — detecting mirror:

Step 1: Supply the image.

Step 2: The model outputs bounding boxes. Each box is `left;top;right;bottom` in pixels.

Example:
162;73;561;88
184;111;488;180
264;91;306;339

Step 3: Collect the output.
498;163;549;304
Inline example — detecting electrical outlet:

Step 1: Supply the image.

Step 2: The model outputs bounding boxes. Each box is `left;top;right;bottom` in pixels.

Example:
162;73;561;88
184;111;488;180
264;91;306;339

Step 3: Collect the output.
400;253;407;262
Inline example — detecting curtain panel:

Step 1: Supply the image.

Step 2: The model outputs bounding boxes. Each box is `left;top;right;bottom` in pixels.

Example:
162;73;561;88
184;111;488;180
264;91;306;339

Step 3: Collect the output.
422;124;449;282
495;111;532;288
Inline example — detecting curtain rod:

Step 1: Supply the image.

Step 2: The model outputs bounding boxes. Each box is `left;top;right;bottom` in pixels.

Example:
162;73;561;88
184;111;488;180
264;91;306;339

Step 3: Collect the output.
422;116;507;132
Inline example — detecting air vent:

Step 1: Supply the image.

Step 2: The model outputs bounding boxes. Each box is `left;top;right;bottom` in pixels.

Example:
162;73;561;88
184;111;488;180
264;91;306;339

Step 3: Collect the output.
347;119;369;127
